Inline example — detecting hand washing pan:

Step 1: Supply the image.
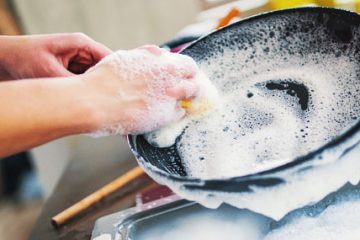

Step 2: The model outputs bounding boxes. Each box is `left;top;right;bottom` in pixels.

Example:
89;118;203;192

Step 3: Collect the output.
128;7;360;217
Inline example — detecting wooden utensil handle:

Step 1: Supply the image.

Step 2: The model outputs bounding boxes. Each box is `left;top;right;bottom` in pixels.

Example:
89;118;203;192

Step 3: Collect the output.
51;166;145;227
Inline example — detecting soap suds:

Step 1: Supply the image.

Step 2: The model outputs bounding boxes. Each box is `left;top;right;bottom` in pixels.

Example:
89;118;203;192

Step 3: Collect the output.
264;185;360;240
265;200;360;240
145;19;360;179
133;184;360;240
153;143;360;220
148;52;360;179
145;70;220;147
135;205;269;240
137;10;360;220
87;46;198;136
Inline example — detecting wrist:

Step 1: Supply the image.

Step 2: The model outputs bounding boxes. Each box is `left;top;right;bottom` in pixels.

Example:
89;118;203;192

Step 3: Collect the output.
0;36;15;79
60;74;103;135
77;66;128;134
26;74;102;136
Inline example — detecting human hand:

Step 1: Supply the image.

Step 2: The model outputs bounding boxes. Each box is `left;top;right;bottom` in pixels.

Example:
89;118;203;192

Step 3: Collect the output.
0;33;111;80
82;45;199;135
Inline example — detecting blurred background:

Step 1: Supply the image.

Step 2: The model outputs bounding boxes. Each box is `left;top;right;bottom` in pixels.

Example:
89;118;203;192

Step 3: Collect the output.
0;0;359;239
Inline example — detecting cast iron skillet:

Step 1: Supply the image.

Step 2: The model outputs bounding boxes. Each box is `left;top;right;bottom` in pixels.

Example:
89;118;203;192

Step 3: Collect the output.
128;7;360;192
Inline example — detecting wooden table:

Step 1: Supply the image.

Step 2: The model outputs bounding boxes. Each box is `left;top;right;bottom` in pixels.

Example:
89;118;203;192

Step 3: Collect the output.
29;153;151;240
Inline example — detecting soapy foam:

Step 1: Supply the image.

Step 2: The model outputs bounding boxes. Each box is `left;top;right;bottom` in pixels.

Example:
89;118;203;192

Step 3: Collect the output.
147;141;360;220
139;213;265;240
145;13;360;179
264;185;360;240
145;70;220;147
132;184;360;240
265;200;360;240
87;47;198;136
150;51;360;179
138;10;360;220
179;55;358;179
135;205;269;240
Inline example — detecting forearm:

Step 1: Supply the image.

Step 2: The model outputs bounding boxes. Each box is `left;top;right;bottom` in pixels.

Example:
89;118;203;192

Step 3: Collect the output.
0;75;95;158
0;45;199;158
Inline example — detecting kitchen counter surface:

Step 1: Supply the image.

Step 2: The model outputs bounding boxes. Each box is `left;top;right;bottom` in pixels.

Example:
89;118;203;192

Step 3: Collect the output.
29;152;151;240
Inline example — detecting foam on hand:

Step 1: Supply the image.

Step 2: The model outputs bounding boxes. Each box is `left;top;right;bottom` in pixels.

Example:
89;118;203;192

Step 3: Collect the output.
181;70;220;115
85;46;199;137
144;70;220;148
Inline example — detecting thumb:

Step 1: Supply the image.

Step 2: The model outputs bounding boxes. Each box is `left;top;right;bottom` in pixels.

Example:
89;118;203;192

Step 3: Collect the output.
45;57;76;77
48;65;76;78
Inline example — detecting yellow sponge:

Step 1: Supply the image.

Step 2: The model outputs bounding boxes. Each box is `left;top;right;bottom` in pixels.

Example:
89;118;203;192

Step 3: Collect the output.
180;70;220;115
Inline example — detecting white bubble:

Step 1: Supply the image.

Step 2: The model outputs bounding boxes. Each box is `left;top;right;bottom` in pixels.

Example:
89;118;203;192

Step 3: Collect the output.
145;70;221;147
265;195;360;240
87;48;199;136
145;13;360;179
139;11;360;220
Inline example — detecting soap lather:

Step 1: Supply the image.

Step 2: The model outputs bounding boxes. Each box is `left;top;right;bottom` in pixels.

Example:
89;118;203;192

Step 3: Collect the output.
145;70;220;148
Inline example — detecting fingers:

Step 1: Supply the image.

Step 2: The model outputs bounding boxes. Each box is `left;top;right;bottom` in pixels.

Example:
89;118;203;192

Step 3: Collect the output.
134;46;200;100
51;33;112;73
73;33;112;69
166;81;199;100
163;54;198;80
68;49;97;74
47;65;75;78
80;43;202;135
162;54;199;103
82;36;112;62
137;45;166;56
135;45;197;80
61;33;112;60
55;68;75;77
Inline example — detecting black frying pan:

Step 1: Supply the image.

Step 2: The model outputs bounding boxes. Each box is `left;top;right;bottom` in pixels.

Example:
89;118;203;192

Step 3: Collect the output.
128;7;360;194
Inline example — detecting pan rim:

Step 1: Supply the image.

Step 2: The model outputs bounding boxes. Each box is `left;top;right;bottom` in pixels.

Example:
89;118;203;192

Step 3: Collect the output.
128;6;360;185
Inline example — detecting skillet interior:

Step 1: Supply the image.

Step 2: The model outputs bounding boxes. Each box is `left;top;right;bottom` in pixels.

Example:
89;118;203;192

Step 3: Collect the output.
129;7;360;191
